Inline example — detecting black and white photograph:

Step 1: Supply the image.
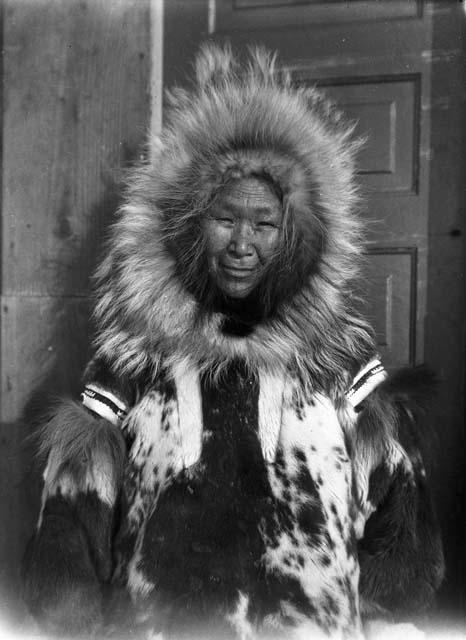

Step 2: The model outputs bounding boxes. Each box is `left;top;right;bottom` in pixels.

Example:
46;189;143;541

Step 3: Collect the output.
0;1;464;639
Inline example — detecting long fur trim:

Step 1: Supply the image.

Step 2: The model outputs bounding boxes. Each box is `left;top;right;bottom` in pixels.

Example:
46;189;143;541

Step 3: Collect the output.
354;367;445;616
38;399;126;507
351;366;438;500
22;403;125;635
358;465;445;617
92;44;374;391
22;499;104;636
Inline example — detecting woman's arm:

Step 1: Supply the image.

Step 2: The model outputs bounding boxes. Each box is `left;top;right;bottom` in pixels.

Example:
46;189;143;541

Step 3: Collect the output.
21;361;130;636
354;368;445;623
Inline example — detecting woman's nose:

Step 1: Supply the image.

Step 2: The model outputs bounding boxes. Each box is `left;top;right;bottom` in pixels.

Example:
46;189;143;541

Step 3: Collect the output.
229;222;254;257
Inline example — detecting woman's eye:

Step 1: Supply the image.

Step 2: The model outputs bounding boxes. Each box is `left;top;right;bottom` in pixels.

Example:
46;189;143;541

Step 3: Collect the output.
257;221;276;229
216;217;234;224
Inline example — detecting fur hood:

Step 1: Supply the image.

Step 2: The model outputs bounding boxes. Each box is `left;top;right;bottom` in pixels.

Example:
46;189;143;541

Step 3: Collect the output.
93;45;374;392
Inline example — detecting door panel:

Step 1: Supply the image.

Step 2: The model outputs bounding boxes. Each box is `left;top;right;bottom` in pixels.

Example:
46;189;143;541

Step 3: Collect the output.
320;77;419;194
215;0;421;30
362;248;417;367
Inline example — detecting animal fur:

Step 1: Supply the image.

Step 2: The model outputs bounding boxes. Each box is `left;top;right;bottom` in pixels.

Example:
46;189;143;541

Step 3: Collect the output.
37;398;126;506
93;44;374;390
21;45;444;639
355;368;444;618
22;493;106;636
22;400;126;636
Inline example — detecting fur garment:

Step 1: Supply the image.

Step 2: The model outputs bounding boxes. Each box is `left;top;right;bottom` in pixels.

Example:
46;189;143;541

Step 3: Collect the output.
21;45;444;639
92;44;374;390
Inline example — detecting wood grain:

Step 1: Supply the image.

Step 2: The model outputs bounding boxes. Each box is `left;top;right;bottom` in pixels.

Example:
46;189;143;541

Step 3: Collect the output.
0;0;151;625
425;1;466;614
2;0;150;297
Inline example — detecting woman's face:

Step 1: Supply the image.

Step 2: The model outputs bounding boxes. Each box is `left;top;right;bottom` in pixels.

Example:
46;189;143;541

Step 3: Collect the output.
203;178;283;299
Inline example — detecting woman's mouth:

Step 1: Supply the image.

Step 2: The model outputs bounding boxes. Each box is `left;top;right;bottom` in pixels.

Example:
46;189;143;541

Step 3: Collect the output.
221;265;255;278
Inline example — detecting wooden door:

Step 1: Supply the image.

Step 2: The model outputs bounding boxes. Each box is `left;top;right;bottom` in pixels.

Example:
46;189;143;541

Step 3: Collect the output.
163;0;466;618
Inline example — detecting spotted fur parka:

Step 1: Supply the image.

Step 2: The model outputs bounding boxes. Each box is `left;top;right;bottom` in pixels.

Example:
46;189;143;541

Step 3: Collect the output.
22;45;444;640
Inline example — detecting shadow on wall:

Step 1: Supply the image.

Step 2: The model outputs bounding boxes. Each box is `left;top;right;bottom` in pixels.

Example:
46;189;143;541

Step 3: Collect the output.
0;0;151;628
1;178;126;630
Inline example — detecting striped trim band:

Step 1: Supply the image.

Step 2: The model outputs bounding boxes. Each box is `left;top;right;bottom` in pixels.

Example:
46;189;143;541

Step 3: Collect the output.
346;358;388;410
81;383;128;426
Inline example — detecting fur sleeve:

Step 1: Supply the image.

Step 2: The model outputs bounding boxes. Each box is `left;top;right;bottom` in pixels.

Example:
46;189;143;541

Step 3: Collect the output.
22;361;128;636
354;367;445;622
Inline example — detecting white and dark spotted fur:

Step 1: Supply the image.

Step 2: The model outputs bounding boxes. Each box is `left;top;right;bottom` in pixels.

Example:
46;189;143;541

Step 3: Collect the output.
22;46;444;639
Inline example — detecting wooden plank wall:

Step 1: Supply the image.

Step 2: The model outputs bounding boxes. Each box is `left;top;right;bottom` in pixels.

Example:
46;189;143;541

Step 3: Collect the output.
426;1;466;619
0;0;151;624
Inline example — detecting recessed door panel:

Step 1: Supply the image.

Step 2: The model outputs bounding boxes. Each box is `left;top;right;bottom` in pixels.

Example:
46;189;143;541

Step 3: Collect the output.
294;75;420;194
361;249;417;368
213;0;421;32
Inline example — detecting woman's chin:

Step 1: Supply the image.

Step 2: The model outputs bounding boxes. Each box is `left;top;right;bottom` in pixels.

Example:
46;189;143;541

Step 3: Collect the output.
218;283;254;299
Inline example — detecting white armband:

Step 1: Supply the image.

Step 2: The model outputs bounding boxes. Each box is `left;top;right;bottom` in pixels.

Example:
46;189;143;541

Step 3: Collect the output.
346;358;387;410
81;383;128;426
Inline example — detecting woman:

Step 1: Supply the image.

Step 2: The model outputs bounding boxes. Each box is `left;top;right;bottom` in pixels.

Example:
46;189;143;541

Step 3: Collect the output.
22;45;443;639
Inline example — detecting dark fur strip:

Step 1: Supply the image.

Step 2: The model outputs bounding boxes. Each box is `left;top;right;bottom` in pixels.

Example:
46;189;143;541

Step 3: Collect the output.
381;365;438;410
358;465;444;619
22;496;104;637
38;398;126;507
352;366;438;483
356;366;444;619
21;399;126;635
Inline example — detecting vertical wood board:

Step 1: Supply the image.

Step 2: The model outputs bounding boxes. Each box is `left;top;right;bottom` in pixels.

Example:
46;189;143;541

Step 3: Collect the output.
425;1;466;614
0;0;152;625
2;0;151;297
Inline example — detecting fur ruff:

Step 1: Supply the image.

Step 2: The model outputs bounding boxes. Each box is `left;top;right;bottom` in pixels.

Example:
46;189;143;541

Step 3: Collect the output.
92;44;374;392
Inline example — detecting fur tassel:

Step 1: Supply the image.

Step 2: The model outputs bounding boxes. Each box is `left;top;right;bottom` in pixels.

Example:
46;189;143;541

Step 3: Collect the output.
22;497;104;637
358;467;445;617
354;367;445;617
38;399;126;508
22;399;127;634
352;366;438;496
